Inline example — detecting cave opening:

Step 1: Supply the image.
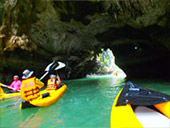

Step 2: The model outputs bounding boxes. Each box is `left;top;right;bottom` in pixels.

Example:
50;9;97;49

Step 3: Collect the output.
95;25;170;79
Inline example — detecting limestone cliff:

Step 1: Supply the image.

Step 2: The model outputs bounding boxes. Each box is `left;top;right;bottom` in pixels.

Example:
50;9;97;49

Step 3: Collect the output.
0;0;170;82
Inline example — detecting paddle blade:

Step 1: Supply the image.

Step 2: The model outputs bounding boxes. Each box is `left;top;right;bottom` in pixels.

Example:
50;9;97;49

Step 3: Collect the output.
55;61;66;70
45;61;58;72
39;61;65;81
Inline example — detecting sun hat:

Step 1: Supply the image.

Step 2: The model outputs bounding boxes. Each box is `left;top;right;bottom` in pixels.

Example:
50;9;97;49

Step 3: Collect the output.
22;69;34;79
50;74;56;78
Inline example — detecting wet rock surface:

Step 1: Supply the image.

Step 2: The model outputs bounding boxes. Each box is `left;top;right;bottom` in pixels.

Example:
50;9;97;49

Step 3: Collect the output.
0;0;170;82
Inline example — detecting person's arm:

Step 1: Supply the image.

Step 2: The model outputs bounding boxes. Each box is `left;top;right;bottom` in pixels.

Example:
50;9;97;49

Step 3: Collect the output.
56;75;61;85
8;81;15;88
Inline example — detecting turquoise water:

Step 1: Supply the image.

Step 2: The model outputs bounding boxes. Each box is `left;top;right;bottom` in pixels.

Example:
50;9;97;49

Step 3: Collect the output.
0;76;170;128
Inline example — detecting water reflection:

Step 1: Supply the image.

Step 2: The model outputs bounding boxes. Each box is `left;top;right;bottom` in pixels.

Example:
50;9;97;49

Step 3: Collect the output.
18;104;63;127
0;76;129;128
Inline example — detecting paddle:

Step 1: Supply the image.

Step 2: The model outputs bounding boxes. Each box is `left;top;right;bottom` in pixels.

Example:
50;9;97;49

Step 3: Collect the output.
4;61;66;107
39;61;66;81
2;61;65;107
0;83;20;92
0;61;65;92
25;60;65;97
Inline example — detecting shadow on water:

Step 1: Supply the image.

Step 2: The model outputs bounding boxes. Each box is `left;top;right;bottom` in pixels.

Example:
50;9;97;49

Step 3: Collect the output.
0;96;21;108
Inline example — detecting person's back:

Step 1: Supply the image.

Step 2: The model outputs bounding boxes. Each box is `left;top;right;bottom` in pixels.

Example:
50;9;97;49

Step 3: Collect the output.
20;77;40;101
20;69;44;102
46;74;61;90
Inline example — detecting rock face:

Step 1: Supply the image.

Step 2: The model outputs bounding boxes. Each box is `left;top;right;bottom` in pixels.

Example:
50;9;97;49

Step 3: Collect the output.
96;48;116;74
0;0;170;82
107;0;170;28
94;48;126;77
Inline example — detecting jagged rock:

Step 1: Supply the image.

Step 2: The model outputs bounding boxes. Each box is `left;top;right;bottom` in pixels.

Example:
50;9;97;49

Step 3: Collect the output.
0;0;170;81
96;48;126;77
3;34;37;51
106;0;170;28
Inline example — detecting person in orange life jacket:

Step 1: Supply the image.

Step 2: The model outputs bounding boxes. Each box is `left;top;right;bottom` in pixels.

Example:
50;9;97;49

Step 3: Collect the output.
20;69;45;102
46;74;62;90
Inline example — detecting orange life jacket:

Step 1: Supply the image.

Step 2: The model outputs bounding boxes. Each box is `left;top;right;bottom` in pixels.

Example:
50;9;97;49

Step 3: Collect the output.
46;78;58;90
20;77;40;101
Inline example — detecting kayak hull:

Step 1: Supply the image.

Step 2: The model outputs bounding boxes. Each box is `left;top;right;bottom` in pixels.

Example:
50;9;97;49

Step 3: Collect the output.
110;85;170;128
0;92;20;100
110;89;143;128
19;84;67;109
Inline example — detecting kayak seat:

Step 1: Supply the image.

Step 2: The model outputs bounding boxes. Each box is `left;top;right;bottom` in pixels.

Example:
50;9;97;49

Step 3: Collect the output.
57;83;64;89
42;92;50;98
132;105;164;115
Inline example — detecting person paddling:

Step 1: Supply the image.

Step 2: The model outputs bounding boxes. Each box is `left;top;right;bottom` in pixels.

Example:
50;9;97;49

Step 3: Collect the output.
20;69;44;102
46;74;62;90
8;75;21;92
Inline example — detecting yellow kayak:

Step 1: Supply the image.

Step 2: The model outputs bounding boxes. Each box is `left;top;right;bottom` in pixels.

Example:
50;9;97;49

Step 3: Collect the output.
19;84;67;109
0;92;20;100
110;82;170;128
0;84;20;100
